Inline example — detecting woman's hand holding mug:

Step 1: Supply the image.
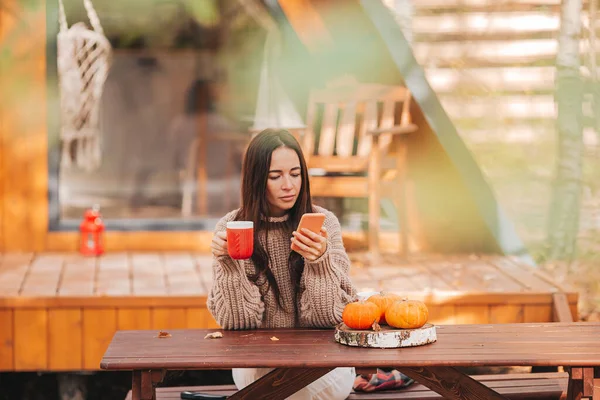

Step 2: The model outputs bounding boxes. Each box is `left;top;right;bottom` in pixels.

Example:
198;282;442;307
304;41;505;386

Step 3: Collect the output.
211;231;229;257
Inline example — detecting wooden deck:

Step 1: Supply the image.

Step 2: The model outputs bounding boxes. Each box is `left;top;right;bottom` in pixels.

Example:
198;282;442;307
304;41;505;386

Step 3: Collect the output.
0;252;578;372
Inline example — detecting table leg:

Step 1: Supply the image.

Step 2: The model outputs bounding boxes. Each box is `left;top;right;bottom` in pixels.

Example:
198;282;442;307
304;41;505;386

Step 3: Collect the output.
131;370;165;400
593;367;599;400
399;366;510;400
132;371;141;400
227;367;333;400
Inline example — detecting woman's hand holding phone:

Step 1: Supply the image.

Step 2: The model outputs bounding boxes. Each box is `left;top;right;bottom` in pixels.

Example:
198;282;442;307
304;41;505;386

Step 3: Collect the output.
291;213;328;261
291;226;328;261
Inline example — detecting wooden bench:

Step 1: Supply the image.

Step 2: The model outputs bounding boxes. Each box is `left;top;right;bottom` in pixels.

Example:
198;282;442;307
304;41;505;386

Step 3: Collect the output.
125;372;568;400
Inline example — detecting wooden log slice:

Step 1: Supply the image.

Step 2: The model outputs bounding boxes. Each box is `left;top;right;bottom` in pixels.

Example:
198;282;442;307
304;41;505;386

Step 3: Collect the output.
334;323;437;348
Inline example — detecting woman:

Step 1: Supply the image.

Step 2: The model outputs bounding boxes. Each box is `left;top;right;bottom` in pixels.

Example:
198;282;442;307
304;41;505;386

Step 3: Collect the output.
208;128;356;399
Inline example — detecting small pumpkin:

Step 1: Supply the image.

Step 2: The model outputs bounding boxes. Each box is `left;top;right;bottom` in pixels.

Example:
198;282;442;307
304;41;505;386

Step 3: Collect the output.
367;292;403;325
385;299;429;329
342;301;380;330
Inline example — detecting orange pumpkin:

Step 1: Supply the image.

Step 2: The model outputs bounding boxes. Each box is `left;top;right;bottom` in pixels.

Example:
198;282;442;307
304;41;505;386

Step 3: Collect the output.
367;292;402;325
385;299;429;329
342;301;380;330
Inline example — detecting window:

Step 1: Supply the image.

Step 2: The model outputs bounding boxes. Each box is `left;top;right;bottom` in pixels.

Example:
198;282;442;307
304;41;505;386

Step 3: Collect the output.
48;0;267;230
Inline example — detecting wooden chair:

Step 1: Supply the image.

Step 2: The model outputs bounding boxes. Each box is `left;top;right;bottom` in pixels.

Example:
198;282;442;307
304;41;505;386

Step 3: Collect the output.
301;84;417;256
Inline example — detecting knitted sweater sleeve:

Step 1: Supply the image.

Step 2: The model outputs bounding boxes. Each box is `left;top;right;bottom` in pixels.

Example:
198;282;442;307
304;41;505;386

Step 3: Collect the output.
298;209;356;328
207;212;265;330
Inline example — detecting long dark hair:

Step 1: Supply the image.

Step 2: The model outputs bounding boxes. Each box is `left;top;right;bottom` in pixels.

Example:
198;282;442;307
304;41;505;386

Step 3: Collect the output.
235;128;313;311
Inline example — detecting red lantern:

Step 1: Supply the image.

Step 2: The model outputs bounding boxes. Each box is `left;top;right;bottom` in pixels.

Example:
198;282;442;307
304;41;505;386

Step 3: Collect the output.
79;206;105;256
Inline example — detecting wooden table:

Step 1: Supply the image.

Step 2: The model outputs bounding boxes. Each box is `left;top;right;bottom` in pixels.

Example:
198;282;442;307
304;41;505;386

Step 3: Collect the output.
101;322;600;400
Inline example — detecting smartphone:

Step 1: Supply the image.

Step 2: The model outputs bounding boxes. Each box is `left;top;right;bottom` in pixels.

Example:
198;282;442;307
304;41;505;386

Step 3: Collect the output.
291;212;326;252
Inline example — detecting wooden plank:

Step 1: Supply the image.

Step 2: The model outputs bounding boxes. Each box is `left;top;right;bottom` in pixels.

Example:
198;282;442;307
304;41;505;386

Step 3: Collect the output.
317;103;337;157
552;293;574;322
454;305;491;324
415;0;564;12
489;305;524;324
14;309;47;370
0;310;14;370
427;304;457;324
163;253;203;295
356;101;377;157
43;230;403;253
336;102;357;157
0;253;32;296
118;308;151;331
413;12;562;35
48;309;82;370
47;232;214;253
310;176;368;197
59;254;96;296
426;66;555;95
0;0;47;252
228;367;333;400
524;304;553;322
131;253;167;296
97;253;130;296
400;366;510;400
21;253;64;296
194;254;212;295
508;256;574;292
0;295;209;308
440;94;557;120
151;308;187;330
186;308;220;329
83;309;117;370
487;257;556;292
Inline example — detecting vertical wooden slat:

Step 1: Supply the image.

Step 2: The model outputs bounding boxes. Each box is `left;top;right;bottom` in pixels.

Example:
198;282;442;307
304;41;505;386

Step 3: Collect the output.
0;310;14;370
1;0;48;252
378;100;395;150
317;104;337;156
427;304;456;325
118;308;151;331
524;304;553;322
14;309;47;370
357;101;378;157
186;308;208;329
368;134;381;254
489;305;524;324
83;309;116;370
454;305;490;324
48;309;82;370
336;102;357;157
186;308;220;329
302;100;318;161
152;308;187;330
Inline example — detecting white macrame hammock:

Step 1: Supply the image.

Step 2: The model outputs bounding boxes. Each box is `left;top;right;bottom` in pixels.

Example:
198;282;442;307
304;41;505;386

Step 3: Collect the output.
57;0;112;171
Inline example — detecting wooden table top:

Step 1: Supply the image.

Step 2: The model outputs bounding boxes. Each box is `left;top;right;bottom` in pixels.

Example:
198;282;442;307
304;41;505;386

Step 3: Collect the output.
101;322;600;370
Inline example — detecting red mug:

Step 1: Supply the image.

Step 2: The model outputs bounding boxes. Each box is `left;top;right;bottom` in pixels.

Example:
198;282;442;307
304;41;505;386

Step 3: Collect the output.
226;221;254;260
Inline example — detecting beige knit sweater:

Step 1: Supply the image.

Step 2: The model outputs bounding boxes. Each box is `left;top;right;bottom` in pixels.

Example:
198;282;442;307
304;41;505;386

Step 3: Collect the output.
207;205;356;330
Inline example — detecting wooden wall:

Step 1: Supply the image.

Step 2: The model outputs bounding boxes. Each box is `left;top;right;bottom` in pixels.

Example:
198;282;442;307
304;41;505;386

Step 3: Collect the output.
0;0;48;253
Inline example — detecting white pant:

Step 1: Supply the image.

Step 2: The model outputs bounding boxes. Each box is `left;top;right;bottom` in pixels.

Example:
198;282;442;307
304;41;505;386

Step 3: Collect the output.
232;367;356;400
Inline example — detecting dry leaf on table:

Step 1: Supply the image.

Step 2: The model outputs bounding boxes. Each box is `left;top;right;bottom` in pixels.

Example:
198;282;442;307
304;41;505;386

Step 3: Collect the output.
156;331;172;338
204;331;223;339
270;336;279;341
371;322;381;332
